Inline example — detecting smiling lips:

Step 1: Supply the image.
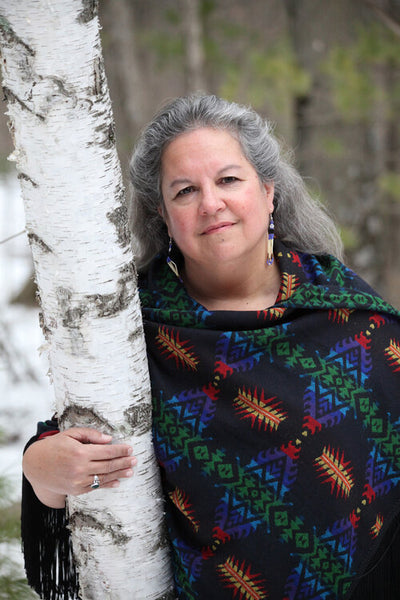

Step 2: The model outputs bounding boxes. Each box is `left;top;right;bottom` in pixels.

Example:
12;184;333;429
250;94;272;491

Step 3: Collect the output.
202;222;235;235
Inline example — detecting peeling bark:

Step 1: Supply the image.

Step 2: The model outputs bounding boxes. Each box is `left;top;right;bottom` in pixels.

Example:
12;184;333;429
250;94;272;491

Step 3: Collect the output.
0;1;173;598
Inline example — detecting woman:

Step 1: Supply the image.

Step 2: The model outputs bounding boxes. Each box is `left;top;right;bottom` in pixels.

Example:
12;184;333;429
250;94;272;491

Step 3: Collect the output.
22;95;400;599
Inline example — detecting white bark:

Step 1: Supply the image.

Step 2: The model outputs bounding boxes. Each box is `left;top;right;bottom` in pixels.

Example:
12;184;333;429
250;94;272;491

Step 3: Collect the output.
0;1;173;598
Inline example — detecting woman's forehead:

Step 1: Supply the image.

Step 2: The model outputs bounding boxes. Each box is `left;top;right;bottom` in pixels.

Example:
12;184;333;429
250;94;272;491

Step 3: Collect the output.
161;127;244;168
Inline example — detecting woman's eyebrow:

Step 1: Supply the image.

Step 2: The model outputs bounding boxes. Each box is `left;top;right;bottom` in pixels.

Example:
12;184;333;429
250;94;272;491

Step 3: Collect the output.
217;164;243;175
169;177;192;190
169;165;243;189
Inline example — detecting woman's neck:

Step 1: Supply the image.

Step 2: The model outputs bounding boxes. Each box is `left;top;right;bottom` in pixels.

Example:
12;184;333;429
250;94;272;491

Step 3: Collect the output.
182;259;281;311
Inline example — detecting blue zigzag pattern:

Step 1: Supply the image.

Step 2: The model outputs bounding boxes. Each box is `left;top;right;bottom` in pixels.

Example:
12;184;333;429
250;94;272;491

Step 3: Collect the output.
172;538;203;584
164;387;217;434
320;518;358;571
214;491;262;539
303;384;350;429
365;446;400;497
284;561;341;600
215;331;266;375
325;336;372;385
247;447;299;500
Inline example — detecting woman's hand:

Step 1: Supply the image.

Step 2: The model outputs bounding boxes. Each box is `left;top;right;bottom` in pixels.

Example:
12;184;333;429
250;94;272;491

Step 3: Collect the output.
22;427;137;509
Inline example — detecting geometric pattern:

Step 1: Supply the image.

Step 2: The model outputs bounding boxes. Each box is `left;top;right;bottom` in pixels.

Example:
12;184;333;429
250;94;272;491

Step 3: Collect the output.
140;240;400;599
314;446;355;498
217;555;268;599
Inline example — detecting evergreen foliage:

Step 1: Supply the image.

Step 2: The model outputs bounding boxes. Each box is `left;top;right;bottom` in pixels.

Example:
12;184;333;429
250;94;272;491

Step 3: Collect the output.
323;22;400;122
0;468;35;598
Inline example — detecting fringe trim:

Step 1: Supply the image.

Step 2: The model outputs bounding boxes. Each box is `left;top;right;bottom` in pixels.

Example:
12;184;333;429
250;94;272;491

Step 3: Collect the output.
349;512;400;599
21;438;81;600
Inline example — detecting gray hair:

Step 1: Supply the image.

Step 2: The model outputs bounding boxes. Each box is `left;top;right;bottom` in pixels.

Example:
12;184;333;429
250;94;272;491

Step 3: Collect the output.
129;94;343;269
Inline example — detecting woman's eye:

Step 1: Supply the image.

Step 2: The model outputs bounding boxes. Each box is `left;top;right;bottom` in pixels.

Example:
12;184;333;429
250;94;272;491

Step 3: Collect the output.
220;176;238;184
176;186;195;197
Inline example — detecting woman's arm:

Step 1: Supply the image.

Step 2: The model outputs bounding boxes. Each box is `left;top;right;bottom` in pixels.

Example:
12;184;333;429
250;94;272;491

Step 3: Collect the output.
22;427;137;508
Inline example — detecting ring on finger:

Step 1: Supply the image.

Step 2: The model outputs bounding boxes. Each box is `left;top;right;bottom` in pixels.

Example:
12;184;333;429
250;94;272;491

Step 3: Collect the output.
91;474;100;489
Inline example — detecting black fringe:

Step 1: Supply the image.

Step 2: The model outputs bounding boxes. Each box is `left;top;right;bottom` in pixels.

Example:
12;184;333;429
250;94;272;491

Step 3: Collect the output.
21;435;81;600
349;512;400;600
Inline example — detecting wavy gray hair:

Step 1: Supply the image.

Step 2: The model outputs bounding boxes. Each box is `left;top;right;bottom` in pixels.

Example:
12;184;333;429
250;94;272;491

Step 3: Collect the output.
129;94;343;269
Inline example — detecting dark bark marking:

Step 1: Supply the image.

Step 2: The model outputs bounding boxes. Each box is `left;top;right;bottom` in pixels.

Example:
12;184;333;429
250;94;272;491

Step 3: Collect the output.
100;121;115;149
59;403;117;434
68;511;130;545
123;404;152;436
77;0;99;24
27;232;52;253
3;86;45;121
49;76;75;99
89;118;116;149
92;56;105;95
56;261;137;334
63;306;85;329
128;327;143;344
0;16;35;55
107;201;131;248
38;310;52;340
18;172;38;187
86;260;137;318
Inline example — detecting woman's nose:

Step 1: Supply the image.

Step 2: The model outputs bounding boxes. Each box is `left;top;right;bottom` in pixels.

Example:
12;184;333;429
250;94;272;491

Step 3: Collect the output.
199;185;225;215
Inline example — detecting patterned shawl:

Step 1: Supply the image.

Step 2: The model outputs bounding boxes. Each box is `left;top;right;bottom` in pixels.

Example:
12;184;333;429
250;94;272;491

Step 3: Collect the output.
139;241;400;600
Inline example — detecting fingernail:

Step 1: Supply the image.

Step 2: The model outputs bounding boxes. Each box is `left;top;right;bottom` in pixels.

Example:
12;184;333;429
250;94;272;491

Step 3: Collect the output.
125;469;134;478
111;481;120;488
127;446;133;455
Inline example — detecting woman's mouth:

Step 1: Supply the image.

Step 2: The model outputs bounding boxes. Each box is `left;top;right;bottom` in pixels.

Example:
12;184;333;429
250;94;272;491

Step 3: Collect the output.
202;222;234;235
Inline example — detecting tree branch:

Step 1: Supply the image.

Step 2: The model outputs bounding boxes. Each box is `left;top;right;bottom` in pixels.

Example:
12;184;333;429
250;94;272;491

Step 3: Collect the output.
363;0;400;38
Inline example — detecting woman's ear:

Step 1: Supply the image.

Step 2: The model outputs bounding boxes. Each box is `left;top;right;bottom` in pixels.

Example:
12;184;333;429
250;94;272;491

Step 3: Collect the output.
158;203;170;236
263;182;275;213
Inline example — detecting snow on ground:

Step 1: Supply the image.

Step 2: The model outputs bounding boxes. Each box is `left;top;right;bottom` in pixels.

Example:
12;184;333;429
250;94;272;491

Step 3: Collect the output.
0;305;54;500
0;172;53;586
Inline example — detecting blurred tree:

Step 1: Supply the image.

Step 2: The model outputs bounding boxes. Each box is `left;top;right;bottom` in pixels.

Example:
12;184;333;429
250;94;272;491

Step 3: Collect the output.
182;0;206;91
100;0;148;167
323;6;400;301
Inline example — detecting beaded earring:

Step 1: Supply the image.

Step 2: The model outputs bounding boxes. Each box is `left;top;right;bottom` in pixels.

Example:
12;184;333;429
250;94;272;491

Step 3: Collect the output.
266;214;274;266
166;237;183;282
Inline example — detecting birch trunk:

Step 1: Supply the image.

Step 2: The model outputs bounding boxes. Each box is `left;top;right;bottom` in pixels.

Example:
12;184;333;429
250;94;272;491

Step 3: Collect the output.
0;1;173;598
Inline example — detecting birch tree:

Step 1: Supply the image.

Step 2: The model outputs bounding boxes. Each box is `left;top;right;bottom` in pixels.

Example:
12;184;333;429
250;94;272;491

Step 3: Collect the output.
0;1;173;598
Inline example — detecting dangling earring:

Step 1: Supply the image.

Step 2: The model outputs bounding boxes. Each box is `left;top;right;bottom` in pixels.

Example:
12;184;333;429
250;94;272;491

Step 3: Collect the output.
166;237;183;282
266;214;274;266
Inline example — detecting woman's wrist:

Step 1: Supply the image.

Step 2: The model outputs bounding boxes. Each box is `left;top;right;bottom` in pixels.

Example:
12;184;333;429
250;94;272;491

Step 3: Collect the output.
30;484;66;509
23;440;66;509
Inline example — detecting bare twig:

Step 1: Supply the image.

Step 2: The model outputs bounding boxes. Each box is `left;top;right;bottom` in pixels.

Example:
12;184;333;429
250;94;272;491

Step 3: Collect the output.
363;0;400;37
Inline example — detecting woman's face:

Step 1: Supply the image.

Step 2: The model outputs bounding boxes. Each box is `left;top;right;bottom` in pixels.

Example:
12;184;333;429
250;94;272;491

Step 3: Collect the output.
160;127;274;272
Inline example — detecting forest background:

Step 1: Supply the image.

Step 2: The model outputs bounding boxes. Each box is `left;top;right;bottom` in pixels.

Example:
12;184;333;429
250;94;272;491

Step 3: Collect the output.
0;0;399;597
1;0;400;305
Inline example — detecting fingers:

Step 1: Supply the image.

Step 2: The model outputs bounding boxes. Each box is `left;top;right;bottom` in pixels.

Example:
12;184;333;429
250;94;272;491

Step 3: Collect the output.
85;440;134;461
62;427;113;445
60;428;134;461
90;454;137;476
86;465;136;492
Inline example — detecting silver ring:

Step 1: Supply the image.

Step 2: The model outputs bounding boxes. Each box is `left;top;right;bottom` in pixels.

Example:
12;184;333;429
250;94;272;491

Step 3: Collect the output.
91;474;100;489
